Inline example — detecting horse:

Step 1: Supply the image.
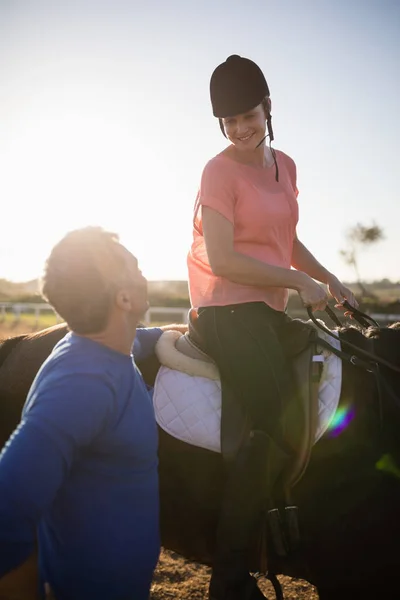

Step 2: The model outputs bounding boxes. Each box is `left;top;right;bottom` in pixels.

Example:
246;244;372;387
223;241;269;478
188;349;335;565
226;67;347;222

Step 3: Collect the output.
0;315;400;600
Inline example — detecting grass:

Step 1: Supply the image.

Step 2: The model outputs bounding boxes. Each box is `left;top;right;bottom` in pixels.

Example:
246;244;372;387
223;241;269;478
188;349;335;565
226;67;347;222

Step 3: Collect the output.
0;312;61;336
0;312;174;338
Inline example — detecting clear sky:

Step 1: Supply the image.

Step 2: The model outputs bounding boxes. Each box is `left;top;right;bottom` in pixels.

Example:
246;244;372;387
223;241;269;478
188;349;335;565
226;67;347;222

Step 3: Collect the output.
1;0;399;283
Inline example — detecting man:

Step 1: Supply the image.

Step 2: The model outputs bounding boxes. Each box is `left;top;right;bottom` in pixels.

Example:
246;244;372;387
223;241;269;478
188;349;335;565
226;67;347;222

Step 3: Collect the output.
0;227;182;600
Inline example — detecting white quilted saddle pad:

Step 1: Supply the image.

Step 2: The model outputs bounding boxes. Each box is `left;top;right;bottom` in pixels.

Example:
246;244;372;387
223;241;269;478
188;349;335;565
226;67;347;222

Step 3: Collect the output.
153;323;342;453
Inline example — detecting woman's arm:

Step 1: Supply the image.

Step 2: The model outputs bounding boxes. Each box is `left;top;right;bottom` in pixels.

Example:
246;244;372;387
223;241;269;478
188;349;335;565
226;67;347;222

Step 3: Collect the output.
202;207;328;310
291;234;332;284
292;234;358;307
203;207;309;291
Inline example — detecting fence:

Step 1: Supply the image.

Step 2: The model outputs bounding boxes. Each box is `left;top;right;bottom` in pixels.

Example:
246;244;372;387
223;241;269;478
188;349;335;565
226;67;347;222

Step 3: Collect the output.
0;302;190;327
0;302;399;328
143;306;189;324
0;302;62;328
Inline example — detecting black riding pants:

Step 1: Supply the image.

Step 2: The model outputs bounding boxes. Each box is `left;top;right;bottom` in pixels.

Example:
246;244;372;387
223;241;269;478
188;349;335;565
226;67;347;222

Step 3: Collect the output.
197;302;293;445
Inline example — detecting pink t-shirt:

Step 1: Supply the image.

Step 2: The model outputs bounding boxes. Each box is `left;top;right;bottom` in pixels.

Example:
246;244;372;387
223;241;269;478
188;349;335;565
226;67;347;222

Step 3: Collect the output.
187;149;299;312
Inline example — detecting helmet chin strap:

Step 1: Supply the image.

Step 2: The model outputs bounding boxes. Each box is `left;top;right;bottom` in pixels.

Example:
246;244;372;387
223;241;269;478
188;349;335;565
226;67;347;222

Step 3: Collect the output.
255;134;268;149
255;117;279;182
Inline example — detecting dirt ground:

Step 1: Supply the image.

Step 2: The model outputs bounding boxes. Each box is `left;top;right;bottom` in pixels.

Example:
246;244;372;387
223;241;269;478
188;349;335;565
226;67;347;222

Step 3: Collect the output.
151;550;318;599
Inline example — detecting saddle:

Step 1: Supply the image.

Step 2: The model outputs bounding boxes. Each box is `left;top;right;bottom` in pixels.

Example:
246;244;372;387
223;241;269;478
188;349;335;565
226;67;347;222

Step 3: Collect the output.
171;308;326;569
179;308;322;493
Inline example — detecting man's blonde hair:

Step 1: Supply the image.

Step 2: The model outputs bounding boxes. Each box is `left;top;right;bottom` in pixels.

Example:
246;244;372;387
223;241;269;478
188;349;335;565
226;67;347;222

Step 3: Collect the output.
41;227;129;334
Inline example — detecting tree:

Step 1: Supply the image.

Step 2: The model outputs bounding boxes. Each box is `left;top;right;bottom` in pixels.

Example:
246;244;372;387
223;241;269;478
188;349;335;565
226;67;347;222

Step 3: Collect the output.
339;222;384;299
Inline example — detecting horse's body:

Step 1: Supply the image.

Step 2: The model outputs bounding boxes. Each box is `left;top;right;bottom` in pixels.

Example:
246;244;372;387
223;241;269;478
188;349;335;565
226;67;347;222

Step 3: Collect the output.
1;322;400;600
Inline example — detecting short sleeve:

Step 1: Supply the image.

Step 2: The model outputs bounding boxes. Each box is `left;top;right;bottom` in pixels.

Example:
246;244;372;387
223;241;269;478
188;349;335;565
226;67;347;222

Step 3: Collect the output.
283;153;299;198
197;158;236;224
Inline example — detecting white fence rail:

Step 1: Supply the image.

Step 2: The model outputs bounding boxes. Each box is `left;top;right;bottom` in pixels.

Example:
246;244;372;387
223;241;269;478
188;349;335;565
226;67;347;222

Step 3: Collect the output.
0;302;190;326
143;306;189;324
0;302;399;327
0;302;61;327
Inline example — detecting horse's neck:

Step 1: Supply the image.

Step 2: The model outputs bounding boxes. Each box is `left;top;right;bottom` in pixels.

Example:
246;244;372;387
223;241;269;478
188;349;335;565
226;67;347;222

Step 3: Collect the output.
0;336;26;370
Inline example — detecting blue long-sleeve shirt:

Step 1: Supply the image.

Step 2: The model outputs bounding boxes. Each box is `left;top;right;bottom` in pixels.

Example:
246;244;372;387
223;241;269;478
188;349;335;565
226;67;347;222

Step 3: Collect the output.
0;327;162;600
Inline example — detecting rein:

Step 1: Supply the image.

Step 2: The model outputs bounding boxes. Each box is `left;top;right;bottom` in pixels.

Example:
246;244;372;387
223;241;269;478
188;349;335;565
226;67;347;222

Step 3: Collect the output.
307;305;400;376
324;301;379;329
308;304;400;431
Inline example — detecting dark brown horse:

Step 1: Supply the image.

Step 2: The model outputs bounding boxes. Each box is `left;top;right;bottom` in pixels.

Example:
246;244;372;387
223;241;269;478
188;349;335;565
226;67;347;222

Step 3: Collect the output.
1;320;400;600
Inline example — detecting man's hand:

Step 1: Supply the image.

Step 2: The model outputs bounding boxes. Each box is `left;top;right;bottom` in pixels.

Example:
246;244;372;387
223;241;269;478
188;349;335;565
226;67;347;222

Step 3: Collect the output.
159;324;188;335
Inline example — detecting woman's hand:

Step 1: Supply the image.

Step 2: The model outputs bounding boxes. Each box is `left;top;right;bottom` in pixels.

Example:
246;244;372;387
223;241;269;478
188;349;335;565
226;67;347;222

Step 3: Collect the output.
297;274;328;312
326;275;359;315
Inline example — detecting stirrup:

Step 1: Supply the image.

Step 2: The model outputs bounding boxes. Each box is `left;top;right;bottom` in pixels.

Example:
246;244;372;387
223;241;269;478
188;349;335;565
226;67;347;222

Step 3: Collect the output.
254;572;284;600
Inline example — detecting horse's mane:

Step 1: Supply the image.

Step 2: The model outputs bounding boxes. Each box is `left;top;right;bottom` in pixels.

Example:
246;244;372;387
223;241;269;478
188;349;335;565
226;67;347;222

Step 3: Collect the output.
336;323;370;341
24;322;68;340
338;320;400;339
336;320;400;381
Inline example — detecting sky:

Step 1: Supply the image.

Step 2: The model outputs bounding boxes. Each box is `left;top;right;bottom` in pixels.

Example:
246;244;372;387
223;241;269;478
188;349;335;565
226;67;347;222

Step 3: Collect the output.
1;0;399;284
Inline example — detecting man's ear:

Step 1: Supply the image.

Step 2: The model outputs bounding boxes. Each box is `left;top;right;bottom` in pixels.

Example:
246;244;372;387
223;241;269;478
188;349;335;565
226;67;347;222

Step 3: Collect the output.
116;289;132;311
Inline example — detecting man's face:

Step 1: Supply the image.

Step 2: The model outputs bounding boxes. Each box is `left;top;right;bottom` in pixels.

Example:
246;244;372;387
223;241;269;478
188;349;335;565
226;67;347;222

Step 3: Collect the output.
117;246;149;320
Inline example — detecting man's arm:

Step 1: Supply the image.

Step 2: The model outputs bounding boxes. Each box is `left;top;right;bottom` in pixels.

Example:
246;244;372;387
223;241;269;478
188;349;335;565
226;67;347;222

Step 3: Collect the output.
0;422;70;575
159;324;188;334
0;375;113;578
134;324;188;361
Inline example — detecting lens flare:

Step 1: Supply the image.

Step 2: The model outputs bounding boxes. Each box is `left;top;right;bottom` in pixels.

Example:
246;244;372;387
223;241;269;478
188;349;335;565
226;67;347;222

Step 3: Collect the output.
327;405;355;437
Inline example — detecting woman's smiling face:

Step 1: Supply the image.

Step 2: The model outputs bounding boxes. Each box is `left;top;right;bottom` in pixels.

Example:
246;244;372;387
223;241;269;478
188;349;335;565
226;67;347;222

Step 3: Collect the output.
221;102;267;150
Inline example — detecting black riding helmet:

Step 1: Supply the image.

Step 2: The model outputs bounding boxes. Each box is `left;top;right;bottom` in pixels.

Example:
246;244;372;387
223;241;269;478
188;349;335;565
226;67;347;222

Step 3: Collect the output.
209;55;279;181
210;54;270;118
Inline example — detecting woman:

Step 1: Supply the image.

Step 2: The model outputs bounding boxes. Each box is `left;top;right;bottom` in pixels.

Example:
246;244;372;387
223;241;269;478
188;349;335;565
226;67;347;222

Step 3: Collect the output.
187;55;357;600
